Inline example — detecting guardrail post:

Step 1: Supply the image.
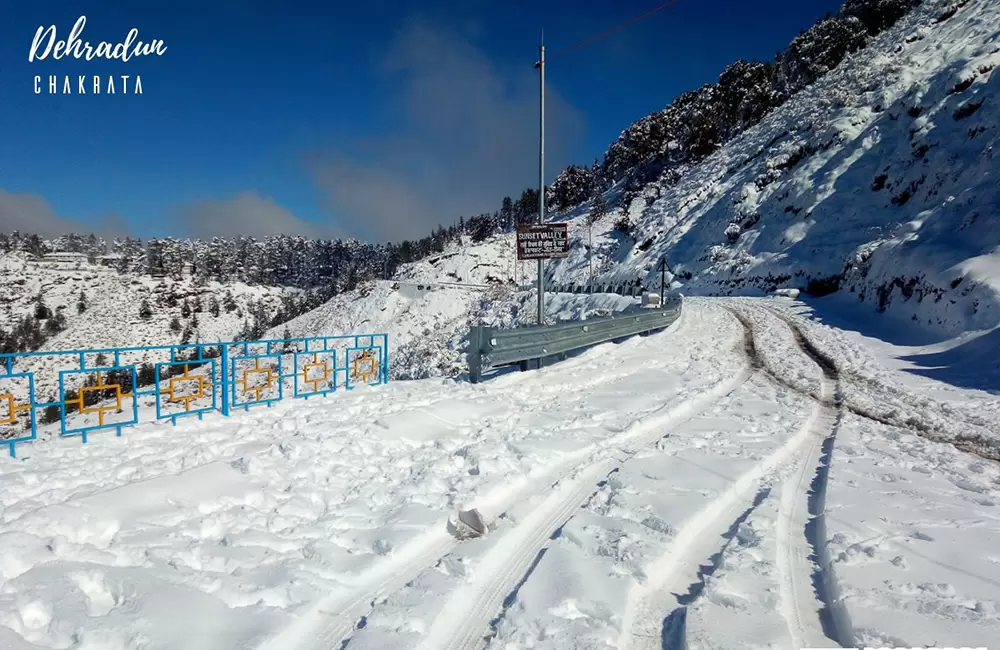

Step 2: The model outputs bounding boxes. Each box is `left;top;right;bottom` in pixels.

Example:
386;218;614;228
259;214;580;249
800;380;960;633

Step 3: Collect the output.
468;326;484;384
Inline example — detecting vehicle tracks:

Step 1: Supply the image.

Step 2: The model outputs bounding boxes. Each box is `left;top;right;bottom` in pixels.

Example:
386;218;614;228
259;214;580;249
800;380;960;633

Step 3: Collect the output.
620;306;852;650
256;320;751;650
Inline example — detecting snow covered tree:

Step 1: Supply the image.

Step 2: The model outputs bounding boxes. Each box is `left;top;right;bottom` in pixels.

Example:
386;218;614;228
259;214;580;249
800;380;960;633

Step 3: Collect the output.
500;197;514;231
137;363;156;387
613;212;634;237
44;312;66;335
138;298;153;320
34;292;49;320
469;214;497;243
76;290;88;314
717;60;781;135
549;166;595;213
839;0;921;35
775;16;869;96
589;190;609;225
169;317;181;333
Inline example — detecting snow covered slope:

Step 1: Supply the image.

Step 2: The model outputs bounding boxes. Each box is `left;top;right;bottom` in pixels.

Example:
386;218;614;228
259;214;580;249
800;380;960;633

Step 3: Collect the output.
0;252;303;404
0;251;300;351
546;0;1000;337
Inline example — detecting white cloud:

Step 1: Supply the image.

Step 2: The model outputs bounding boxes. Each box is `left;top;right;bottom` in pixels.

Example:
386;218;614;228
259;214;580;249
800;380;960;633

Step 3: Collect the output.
174;191;341;239
0;188;86;237
309;20;586;242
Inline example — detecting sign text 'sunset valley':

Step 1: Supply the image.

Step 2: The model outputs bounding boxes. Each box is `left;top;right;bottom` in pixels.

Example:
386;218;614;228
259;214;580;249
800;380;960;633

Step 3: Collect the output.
516;223;569;261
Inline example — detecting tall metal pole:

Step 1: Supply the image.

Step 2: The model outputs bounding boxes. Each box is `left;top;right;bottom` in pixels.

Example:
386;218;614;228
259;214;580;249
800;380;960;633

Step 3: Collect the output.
535;35;546;325
659;258;667;307
588;217;593;294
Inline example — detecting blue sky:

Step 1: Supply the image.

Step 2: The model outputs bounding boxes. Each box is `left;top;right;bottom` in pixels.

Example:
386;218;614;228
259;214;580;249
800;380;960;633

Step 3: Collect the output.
0;0;842;243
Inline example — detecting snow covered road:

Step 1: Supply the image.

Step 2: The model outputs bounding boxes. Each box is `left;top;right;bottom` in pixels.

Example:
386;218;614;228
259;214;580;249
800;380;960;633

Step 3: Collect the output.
0;298;997;650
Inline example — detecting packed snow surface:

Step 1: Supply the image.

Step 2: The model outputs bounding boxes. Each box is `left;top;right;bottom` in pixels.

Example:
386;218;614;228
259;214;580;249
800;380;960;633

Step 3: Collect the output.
1;297;997;650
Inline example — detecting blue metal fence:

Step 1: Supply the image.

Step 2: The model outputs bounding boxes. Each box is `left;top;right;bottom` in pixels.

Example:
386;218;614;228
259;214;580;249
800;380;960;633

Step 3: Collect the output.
0;333;389;458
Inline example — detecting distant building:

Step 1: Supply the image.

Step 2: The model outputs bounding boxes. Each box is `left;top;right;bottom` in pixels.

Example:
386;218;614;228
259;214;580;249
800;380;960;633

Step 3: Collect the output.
42;251;89;267
97;254;122;267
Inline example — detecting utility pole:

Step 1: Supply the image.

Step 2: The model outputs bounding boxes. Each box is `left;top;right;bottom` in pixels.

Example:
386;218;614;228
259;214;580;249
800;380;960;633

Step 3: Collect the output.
659;258;668;307
534;34;546;326
588;216;593;294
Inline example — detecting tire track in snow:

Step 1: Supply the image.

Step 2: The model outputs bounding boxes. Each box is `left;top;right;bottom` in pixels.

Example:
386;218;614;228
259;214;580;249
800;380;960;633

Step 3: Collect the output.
621;307;848;650
258;338;753;650
765;307;854;650
412;362;755;650
658;486;772;650
746;299;1000;462
618;393;831;650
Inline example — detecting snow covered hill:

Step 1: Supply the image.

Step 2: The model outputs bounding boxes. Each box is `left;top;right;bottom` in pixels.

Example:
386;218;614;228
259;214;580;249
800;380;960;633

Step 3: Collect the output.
545;0;1000;338
0;252;300;350
263;237;638;380
256;0;999;387
0;251;303;400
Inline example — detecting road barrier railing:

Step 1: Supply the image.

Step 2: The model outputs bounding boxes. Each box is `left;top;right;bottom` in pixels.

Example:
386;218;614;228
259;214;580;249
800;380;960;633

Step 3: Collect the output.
467;295;681;383
0;333;389;457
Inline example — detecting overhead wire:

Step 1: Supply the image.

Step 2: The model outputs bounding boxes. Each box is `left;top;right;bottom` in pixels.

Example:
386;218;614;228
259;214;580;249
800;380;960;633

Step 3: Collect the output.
547;0;683;61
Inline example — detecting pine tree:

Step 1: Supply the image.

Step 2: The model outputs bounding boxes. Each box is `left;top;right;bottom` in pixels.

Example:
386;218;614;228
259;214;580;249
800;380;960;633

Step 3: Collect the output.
40;404;61;425
137;363;157;387
180;299;191;319
169;317;181;332
34;292;49;320
589;190;609;225
77;290;88;314
139;298;153;319
209;297;220;317
500;197;514;231
44;312;66;336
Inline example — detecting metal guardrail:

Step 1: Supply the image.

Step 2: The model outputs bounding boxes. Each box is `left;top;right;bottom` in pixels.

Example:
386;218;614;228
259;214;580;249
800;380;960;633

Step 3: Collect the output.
518;282;650;297
467;295;682;383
